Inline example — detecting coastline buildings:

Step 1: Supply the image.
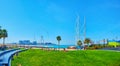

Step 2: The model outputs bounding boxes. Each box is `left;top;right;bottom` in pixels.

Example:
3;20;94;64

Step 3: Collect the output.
19;40;37;45
18;40;53;45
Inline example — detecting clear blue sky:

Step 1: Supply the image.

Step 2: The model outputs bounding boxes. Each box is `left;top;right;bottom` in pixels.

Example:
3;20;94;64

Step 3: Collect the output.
0;0;120;44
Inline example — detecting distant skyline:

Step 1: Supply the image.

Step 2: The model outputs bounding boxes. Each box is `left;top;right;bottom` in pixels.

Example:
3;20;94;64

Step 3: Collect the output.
0;0;120;45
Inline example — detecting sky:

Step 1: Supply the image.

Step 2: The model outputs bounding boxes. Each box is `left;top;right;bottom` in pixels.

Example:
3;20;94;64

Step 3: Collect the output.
0;0;120;45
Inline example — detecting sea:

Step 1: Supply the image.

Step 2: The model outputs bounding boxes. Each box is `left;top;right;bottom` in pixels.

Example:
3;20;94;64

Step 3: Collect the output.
26;44;76;48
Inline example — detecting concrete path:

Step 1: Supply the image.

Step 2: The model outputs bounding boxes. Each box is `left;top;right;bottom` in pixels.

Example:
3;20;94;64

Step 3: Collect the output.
99;47;120;51
0;49;27;66
0;50;21;66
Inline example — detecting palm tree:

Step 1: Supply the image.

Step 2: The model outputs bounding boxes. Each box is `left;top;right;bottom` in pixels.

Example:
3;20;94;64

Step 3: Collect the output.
84;38;91;46
0;26;3;44
56;36;61;50
77;40;82;46
103;39;106;47
106;39;109;45
77;40;82;49
0;26;2;39
1;29;8;45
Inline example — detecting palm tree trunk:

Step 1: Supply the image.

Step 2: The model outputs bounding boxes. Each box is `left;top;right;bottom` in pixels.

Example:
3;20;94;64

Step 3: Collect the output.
58;41;60;50
3;38;5;45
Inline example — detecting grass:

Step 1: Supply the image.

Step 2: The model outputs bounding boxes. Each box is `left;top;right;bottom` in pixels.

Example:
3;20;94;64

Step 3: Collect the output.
11;49;120;66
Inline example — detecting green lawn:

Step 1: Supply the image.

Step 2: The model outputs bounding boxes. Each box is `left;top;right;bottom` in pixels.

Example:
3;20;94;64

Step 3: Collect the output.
12;49;120;66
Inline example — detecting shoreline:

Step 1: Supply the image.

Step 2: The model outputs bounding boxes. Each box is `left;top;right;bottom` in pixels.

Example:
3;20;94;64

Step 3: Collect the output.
31;47;77;51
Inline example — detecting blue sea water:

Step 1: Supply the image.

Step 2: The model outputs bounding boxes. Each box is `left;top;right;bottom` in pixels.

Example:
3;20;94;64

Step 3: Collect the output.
28;44;76;48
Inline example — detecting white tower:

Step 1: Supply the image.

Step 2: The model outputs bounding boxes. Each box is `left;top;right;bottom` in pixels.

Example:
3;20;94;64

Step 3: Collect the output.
75;15;80;45
41;36;44;44
83;16;86;45
84;16;86;39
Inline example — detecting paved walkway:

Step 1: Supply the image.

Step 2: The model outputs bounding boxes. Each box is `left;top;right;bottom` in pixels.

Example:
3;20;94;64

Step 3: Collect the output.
0;50;21;66
99;47;120;51
0;49;25;66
